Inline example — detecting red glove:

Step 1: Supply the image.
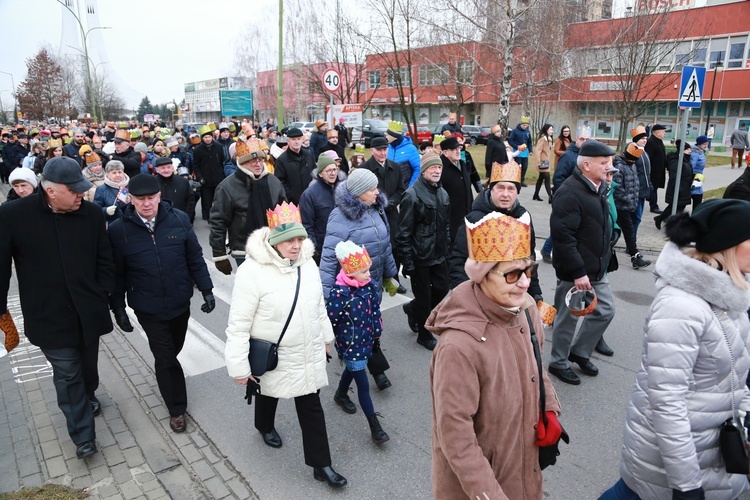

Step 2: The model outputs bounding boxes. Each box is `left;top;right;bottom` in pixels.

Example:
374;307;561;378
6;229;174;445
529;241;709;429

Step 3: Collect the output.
535;411;562;447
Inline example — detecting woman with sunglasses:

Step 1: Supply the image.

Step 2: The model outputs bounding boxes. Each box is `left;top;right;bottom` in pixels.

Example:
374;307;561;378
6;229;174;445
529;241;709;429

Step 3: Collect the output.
428;211;563;499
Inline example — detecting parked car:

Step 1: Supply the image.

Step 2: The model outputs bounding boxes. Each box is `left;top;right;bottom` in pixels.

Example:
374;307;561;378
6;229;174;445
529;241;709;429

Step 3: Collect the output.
359;119;389;147
350;126;362;145
403;124;433;144
286;122;315;134
461;125;489;145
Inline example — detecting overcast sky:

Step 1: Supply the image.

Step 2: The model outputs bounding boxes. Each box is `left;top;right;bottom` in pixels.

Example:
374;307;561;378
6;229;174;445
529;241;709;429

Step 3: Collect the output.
0;0;274;109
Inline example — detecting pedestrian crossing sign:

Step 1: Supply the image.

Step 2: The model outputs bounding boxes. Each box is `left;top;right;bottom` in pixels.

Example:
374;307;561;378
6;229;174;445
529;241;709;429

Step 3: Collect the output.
677;66;706;108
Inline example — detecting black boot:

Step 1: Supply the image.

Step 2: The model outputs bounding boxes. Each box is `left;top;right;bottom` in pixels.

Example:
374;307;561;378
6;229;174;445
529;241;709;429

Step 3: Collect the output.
334;388;356;414
313;466;347;487
367;413;390;444
373;372;391;391
631;252;652;269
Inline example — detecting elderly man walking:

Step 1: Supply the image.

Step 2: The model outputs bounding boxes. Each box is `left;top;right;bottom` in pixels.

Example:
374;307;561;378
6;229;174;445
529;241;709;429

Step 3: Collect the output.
0;156;115;459
548;140;617;386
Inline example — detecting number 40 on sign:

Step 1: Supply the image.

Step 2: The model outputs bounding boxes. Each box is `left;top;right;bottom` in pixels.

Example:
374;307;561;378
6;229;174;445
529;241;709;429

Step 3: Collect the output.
322;69;341;93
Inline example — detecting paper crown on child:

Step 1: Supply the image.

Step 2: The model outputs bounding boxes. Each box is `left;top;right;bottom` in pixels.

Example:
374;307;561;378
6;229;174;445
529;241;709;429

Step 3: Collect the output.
387;121;403;134
465;211;531;262
490;160;522;185
335;241;372;275
354;143;365;154
85;151;102;165
48;138;63;149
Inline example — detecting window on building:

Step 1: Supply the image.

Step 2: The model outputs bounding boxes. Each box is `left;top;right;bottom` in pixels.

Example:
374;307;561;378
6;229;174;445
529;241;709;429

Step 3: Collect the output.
369;70;381;90
386;68;411;88
657;44;675;72
692;40;708;67
418;64;450;86
727;36;747;68
709;38;728;68
587;68;599;76
730;102;741;117
456;61;473;84
358;81;367;93
675;41;691;66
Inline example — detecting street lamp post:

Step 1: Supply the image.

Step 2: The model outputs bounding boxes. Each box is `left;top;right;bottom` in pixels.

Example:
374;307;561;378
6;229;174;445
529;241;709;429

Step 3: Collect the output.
704;56;724;136
0;71;17;124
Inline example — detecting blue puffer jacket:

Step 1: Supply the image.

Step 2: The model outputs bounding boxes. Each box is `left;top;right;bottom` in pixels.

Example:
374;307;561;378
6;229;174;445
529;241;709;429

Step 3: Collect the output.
140;152;158;175
612;154;640;212
553;143;579;191
388;136;421;187
108;200;213;320
691;145;706;195
327;279;382;362
508;124;533;158
299;176;339;256
319;184;398;299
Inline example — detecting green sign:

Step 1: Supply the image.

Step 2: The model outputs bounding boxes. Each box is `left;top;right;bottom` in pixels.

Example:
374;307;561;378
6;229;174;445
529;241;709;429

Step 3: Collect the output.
220;90;253;116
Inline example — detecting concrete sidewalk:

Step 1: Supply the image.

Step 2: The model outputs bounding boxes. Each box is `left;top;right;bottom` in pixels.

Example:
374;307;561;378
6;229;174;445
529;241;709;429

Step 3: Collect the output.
0;184;257;499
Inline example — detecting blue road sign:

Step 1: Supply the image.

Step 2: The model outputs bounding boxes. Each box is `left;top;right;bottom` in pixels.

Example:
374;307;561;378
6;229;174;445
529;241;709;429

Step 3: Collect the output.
220;90;253;116
677;66;706;108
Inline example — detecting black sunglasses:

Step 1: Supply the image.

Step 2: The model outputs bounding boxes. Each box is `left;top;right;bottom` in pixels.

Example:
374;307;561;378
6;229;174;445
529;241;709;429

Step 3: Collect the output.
490;262;538;284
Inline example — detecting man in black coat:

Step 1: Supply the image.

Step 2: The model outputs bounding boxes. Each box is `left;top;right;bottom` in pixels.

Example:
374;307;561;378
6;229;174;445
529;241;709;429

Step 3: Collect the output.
723;165;750;201
8;134;30;170
111;129;142;179
299;154;340;263
108;174;215;433
64;127;87;166
274;127;315;204
193;127;227;221
155;157;195;223
645;124;667;213
548;140;617;386
484;125;509;179
439;136;482;247
309;119;329;160
0;156;115;459
396;152;450;350
440;112;462;134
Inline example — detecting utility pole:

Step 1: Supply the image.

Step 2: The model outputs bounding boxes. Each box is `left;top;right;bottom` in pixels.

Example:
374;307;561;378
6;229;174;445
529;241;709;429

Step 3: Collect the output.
276;0;284;130
0;71;17;124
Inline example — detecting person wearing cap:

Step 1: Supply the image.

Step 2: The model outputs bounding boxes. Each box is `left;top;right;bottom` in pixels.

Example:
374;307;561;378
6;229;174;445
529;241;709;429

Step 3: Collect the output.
310;119;329;160
155;157;195;223
167;137;185;167
334;117;349;147
448;160;544;301
440;136;483;247
111;129;142;179
320;129;348;174
82;150;106;203
645;124;668;213
396;152;450;350
548;139;617;386
299;154;341;264
7;133;30;171
427;210;564;500
224;202;347;489
654;140;694;230
320;168;399;390
508;117;534;187
132;142;156;175
193;125;229;222
690;135;709;208
217;123;234;161
108;174;214;434
484;125;510;179
64;127;87;165
209;140;286;274
627;126;652;238
93;160;130;222
440;112;462;134
0;156;115;459
3;167;38;204
384;121;421;188
600;199;750;500
612;143;652;270
273;127;316;205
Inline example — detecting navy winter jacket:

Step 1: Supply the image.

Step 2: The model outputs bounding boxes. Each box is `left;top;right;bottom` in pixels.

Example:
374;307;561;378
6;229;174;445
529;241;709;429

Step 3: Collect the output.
553;143;580;191
299;176;339;256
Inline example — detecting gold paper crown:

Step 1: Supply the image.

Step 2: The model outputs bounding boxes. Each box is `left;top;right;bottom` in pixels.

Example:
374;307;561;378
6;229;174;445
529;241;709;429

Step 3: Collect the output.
236;139;265;164
387;121;403;134
266;202;302;230
354;143;365;154
630;125;646;139
465;212;531;262
433;135;445;145
490;160;522;184
336;243;372;275
48;138;62;149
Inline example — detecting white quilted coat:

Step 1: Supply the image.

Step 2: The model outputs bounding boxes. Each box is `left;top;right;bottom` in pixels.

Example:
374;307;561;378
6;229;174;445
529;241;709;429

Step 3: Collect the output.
620;242;750;499
224;227;334;399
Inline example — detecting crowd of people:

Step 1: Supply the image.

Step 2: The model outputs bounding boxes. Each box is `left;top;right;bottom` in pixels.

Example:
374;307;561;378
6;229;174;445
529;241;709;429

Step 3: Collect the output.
1;114;750;498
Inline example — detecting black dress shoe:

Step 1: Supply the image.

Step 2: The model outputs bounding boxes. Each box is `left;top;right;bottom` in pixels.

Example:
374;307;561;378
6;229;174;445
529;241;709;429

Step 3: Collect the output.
313;466;347;488
89;396;101;417
334;389;357;414
548;366;581;385
417;336;437;350
260;428;282;448
396;284;407;294
373;373;391;391
76;441;97;459
402;303;418;333
568;354;599;376
169;414;187;433
654;217;662;230
533;195;543;201
595;337;614;356
650;207;662;214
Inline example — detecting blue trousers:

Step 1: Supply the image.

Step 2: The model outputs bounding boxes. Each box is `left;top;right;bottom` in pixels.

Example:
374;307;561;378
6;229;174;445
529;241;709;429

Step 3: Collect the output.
598;478;641;500
630;199;645;236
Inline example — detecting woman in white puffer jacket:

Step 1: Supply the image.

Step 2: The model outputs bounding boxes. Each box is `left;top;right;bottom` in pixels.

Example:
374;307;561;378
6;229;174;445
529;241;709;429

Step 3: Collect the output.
224;204;347;489
600;199;750;500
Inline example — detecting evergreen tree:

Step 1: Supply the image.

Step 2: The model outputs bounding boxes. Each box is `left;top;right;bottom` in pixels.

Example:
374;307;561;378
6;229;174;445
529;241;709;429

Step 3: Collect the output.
137;96;154;121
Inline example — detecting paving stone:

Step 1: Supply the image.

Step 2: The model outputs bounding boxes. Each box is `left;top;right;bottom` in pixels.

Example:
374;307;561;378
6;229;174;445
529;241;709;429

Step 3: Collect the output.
40;439;63;459
213;461;235;482
114;430;137;450
119;479;143;500
36;425;57;443
45;455;68;478
134;384;152;398
18;473;42;489
190;459;215;481
143;394;161;409
179;443;202;463
226;477;255;499
107;418;128;435
65;457;91;479
97;428;117;448
17;453;40;477
122;447;146;468
128;374;146;387
26;389;44;403
89;464;111;482
0;474;20;493
200;445;221;464
32;412;52;429
190;432;208;449
170;431;190;448
72;475;93;490
99;494;123;500
132;468;155;485
139;479;163;493
13;439;35;458
96;482;120;497
203;477;230;499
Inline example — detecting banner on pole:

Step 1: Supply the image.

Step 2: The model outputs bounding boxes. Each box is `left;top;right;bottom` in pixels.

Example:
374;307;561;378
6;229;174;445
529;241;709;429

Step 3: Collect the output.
325;104;363;128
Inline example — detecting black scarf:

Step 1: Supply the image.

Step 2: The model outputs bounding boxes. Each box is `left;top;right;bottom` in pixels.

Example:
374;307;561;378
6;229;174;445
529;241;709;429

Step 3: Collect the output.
245;173;273;236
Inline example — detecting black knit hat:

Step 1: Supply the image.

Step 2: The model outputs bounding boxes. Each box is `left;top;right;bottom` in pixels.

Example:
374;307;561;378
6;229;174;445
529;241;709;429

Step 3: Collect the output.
665;198;750;253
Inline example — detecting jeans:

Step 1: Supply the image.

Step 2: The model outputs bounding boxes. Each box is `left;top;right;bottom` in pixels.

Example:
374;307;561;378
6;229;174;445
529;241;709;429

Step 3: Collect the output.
630;199;645;236
518;156;529;183
542;237;553;257
616;208;638;256
598;478;641;500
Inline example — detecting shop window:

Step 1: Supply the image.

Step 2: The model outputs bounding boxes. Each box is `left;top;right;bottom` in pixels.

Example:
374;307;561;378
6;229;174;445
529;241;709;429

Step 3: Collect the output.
716;102;728;117
730;102;741;117
579;103;588;115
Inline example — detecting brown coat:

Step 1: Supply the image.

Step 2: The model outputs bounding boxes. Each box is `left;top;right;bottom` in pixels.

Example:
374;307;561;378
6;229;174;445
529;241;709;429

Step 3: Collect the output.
553;137;571;167
427;282;561;500
535;137;552;171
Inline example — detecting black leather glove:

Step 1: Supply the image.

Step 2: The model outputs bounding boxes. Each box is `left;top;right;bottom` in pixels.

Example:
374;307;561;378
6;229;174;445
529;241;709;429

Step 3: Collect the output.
672;487;705;500
113;308;133;332
402;266;415;279
244;378;261;405
201;292;215;313
215;259;232;275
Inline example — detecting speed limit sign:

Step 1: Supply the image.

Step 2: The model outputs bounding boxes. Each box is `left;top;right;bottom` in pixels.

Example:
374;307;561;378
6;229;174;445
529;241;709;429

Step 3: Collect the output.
322;69;341;93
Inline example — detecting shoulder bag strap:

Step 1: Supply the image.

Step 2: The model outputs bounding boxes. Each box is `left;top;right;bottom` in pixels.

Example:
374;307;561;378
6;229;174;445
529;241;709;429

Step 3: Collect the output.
277;266;301;346
525;309;547;424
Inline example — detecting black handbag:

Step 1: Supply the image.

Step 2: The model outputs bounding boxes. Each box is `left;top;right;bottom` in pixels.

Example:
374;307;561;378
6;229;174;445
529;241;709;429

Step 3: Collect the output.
714;307;749;474
367;344;390;374
526;310;569;470
248;267;301;377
